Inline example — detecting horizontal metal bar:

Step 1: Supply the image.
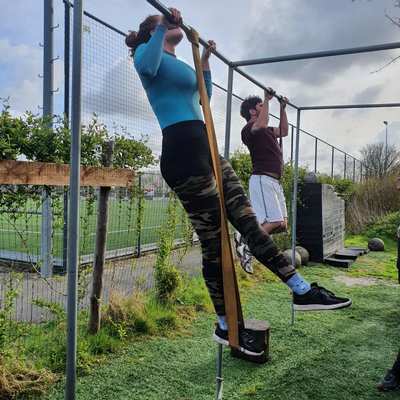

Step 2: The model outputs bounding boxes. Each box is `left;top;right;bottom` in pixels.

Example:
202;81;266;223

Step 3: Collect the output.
145;0;299;109
232;41;400;67
301;102;400;110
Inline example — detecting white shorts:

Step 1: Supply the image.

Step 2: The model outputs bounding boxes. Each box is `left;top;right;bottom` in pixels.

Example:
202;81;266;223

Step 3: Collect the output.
249;175;288;224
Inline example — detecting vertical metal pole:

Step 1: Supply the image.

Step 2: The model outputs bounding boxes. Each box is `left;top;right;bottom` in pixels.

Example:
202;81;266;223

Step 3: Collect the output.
65;0;83;398
291;109;301;326
290;125;294;165
352;158;356;183
224;66;234;160
344;153;347;179
64;0;70;119
137;173;142;258
63;0;71;274
331;147;334;178
216;343;224;400
314;138;318;173
43;0;54;120
41;0;55;278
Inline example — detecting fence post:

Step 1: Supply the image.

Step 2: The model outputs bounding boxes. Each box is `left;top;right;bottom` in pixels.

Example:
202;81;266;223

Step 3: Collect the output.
344;153;347;179
63;0;71;274
88;141;114;334
291;109;302;325
331;147;334;178
290;125;294;165
137;173;143;257
352;158;356;182
314;138;318;173
224;66;234;160
360;163;363;183
41;188;53;277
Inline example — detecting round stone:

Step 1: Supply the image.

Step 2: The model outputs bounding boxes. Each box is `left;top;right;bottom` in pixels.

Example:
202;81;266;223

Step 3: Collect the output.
295;246;310;266
368;238;385;252
283;249;302;268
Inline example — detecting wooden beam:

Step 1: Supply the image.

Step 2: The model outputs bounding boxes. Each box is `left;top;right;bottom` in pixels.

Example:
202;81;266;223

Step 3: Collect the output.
0;160;135;187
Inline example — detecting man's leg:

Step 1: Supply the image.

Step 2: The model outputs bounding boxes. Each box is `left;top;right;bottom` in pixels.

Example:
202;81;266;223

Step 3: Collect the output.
221;157;352;310
250;175;288;235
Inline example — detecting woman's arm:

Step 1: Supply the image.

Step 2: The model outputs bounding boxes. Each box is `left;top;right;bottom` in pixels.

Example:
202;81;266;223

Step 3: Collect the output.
203;70;212;99
201;40;216;99
134;24;167;78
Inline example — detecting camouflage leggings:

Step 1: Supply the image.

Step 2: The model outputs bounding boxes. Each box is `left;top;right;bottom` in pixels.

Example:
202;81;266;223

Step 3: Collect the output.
169;156;296;315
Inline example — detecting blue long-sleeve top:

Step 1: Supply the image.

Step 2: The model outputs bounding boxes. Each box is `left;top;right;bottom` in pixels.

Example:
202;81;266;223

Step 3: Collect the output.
134;24;212;130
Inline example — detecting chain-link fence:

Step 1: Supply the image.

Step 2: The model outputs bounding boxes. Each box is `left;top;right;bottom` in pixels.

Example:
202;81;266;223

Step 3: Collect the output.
0;0;366;323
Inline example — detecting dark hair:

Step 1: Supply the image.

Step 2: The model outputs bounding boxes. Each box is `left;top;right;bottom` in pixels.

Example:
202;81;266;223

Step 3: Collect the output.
240;95;263;121
125;15;159;57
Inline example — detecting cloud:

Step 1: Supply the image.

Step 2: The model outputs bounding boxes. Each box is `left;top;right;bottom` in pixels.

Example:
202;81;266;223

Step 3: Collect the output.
352;84;385;103
240;0;399;86
0;39;43;113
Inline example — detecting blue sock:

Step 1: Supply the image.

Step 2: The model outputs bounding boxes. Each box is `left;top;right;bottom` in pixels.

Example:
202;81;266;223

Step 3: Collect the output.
217;315;228;330
286;273;311;295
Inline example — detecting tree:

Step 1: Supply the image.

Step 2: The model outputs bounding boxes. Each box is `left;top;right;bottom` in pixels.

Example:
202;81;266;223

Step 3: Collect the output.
360;142;400;178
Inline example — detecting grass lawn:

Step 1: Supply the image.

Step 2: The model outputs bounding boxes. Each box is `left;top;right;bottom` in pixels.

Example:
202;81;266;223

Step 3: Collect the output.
43;236;400;400
0;197;187;259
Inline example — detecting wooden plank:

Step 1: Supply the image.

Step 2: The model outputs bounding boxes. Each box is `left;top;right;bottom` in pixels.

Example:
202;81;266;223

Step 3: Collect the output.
0;160;135;187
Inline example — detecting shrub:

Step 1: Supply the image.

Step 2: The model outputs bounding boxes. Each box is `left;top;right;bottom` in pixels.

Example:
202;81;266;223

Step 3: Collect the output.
364;211;400;240
346;175;400;234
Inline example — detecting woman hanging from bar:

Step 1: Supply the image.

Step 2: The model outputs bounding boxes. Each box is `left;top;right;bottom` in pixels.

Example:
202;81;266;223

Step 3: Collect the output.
125;7;352;357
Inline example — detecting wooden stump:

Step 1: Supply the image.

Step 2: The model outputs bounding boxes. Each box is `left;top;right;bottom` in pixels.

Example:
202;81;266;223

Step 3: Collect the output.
230;319;270;364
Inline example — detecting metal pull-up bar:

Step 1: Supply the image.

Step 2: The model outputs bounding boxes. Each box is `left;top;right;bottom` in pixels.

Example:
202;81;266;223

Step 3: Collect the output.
232;41;400;67
145;0;298;109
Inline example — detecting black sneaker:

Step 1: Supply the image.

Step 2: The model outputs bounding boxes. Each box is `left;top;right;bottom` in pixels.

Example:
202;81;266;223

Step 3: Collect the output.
213;325;264;356
377;369;400;391
293;282;352;311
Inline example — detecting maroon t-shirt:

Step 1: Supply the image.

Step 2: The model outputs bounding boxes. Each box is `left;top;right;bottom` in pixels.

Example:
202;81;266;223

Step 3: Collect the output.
241;122;283;179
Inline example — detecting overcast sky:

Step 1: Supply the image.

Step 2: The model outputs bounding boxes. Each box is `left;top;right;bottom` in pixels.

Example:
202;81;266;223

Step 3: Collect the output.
1;0;399;173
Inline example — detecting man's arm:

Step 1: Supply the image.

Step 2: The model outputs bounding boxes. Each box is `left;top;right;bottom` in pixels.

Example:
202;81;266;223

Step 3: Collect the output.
251;89;275;132
272;97;289;138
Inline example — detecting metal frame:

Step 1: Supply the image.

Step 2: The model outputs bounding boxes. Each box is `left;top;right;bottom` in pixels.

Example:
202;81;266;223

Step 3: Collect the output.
63;0;400;397
41;0;55;278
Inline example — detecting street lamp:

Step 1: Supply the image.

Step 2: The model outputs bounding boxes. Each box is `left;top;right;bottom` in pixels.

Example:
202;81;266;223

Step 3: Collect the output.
383;121;388;173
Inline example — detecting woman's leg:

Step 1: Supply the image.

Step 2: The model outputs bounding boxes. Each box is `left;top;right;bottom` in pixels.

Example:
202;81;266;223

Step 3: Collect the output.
171;174;226;316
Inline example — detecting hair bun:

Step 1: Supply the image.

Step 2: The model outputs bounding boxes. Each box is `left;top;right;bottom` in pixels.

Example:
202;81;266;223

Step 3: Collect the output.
125;30;138;48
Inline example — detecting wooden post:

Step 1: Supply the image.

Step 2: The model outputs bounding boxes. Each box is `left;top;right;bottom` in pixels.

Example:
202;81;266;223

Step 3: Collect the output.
88;141;114;334
189;28;243;349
